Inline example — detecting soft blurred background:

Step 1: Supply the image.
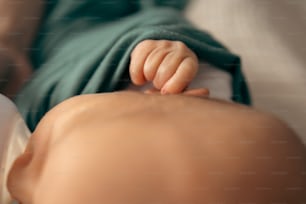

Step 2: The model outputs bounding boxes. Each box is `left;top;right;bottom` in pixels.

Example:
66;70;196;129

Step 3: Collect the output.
186;0;306;143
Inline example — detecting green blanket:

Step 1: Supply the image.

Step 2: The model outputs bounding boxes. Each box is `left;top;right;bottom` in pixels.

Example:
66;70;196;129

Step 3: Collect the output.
15;0;251;131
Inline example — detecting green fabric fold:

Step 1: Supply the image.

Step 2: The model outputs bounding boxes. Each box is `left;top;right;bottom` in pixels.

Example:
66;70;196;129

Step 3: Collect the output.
15;0;251;131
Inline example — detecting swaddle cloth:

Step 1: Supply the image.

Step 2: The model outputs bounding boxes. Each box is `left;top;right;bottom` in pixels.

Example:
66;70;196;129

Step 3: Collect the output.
0;94;30;204
15;0;251;131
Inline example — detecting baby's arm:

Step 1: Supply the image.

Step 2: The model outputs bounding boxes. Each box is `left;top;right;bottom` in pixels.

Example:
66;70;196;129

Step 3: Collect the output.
129;40;198;94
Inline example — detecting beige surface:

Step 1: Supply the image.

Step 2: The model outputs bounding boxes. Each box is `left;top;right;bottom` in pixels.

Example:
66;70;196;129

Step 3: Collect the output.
186;0;306;142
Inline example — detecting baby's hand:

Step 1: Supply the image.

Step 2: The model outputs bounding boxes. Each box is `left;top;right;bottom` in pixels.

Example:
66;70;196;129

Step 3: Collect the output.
129;40;198;94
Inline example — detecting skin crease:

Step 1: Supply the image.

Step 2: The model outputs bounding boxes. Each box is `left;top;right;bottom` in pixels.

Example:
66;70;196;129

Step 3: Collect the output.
7;91;306;204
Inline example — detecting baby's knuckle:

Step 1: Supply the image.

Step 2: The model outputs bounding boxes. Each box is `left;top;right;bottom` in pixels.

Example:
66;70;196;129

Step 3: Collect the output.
140;39;155;45
179;58;197;73
158;40;172;48
136;40;155;51
174;41;187;50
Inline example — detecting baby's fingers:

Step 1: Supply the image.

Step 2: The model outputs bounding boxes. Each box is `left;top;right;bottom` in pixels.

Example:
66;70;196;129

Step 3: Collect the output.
152;51;185;90
161;57;198;94
129;40;156;85
143;47;171;82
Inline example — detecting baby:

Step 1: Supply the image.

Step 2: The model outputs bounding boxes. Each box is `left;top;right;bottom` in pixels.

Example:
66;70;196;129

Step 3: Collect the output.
2;0;305;203
6;91;306;204
2;41;306;203
0;36;228;203
3;37;305;203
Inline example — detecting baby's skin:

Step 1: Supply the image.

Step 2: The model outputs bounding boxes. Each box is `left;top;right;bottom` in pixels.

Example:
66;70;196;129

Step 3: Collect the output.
7;91;306;204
